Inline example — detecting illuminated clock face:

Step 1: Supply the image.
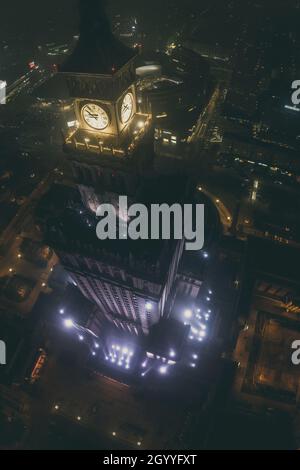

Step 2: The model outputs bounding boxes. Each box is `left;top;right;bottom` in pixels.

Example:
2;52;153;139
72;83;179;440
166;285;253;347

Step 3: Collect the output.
121;93;134;124
81;103;110;130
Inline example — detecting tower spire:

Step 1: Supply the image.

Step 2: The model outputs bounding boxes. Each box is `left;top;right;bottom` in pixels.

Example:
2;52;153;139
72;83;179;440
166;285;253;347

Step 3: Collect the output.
78;0;111;39
61;0;136;75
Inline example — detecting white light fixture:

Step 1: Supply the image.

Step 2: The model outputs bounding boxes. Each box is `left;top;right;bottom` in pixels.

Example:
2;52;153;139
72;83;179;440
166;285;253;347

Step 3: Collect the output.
159;366;168;375
64;319;74;328
184;309;193;319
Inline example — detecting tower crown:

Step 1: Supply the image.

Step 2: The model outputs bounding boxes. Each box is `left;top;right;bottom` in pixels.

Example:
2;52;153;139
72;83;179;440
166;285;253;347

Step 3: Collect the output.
61;0;136;76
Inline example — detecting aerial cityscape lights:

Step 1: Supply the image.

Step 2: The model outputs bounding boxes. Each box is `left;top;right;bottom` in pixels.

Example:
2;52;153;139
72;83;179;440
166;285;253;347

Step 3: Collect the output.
107;343;134;371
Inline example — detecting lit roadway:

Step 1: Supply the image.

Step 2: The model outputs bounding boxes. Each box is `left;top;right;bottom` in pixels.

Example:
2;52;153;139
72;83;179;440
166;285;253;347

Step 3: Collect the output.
0;172;54;251
197;185;233;233
5;67;49;104
190;86;221;145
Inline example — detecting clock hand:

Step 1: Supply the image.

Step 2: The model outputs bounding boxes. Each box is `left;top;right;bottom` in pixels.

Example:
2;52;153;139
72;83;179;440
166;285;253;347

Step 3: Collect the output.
86;111;99;118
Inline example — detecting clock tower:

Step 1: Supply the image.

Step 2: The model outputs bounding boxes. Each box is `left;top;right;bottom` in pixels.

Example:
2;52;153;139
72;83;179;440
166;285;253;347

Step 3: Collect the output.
61;0;151;158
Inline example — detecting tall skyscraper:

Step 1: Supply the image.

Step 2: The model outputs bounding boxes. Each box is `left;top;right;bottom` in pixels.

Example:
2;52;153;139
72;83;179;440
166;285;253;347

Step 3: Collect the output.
37;0;187;337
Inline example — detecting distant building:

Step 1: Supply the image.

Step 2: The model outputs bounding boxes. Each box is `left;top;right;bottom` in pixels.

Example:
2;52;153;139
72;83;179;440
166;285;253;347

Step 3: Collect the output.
233;238;300;411
38;180;186;336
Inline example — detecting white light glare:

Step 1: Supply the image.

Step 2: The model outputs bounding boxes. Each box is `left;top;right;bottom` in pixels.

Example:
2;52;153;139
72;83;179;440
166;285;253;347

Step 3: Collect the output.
184;309;193;319
169;349;176;358
159;366;168;375
64;319;74;328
